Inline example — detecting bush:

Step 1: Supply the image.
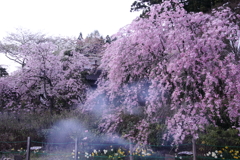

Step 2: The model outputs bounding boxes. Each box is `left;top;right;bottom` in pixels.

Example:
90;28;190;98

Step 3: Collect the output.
198;125;240;147
0;110;100;151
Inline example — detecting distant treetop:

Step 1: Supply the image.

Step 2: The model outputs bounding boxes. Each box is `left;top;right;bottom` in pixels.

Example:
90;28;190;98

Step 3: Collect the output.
0;66;8;77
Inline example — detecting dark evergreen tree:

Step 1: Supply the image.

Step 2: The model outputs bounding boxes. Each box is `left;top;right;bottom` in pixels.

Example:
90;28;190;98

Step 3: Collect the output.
130;0;163;17
0;66;8;77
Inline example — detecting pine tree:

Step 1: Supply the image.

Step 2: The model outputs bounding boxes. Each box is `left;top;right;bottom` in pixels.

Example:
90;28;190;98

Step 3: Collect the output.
0;66;8;77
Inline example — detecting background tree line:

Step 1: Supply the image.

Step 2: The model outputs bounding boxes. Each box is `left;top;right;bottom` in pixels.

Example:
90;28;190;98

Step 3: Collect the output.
131;0;239;17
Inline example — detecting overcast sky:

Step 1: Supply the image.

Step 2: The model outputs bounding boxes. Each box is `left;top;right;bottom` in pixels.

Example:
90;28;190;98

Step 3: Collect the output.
0;0;140;73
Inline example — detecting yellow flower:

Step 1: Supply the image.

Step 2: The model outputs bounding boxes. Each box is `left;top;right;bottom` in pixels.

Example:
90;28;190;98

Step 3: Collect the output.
225;146;228;149
218;150;223;154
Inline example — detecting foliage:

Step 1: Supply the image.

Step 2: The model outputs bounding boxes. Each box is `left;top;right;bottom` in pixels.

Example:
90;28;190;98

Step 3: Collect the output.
0;77;13;111
130;0;163;17
130;0;239;17
0;110;100;151
86;0;240;145
0;66;8;77
198;125;240;146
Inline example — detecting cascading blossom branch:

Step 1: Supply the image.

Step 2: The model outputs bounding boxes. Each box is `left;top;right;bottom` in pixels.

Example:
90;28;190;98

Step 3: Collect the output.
87;0;240;145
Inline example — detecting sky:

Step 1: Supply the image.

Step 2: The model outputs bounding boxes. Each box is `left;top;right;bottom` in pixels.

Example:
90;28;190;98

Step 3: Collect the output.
0;0;140;73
